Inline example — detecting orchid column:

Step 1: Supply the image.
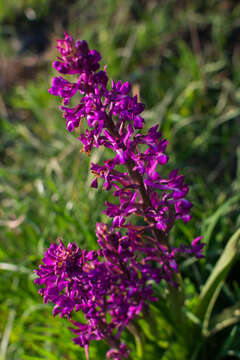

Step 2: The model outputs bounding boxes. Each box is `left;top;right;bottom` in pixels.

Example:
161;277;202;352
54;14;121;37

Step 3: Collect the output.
35;33;203;360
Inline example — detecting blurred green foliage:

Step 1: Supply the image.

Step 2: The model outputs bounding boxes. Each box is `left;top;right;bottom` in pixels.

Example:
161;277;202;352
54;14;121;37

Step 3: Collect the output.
0;0;240;359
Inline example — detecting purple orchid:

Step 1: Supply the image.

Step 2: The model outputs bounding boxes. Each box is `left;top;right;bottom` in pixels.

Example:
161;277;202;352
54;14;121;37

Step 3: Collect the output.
35;32;204;359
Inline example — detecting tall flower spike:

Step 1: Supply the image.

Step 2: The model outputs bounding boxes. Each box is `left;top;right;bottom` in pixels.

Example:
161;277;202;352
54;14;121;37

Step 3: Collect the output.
35;32;204;359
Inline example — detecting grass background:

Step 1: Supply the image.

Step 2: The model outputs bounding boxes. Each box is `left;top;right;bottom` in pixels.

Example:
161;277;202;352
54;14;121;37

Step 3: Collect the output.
0;0;240;359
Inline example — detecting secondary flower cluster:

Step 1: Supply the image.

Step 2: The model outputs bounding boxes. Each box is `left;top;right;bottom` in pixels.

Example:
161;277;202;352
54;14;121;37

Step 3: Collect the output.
35;33;204;359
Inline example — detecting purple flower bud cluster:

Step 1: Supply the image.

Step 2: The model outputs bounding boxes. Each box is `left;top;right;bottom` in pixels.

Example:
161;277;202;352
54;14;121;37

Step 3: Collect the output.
35;33;204;359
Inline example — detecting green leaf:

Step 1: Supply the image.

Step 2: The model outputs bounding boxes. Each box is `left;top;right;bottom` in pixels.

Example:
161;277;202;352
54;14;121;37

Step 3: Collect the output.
30;344;58;360
208;300;240;336
202;194;240;248
195;228;240;335
127;322;144;358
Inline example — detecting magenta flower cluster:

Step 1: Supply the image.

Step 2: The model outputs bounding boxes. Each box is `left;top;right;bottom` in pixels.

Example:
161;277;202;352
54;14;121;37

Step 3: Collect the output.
35;33;204;359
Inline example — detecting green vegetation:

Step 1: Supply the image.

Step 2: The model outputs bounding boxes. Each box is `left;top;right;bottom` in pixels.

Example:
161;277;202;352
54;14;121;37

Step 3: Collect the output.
0;1;240;359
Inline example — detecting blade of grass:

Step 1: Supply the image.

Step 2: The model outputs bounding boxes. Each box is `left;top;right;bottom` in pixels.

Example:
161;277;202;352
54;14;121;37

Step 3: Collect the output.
195;228;240;335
